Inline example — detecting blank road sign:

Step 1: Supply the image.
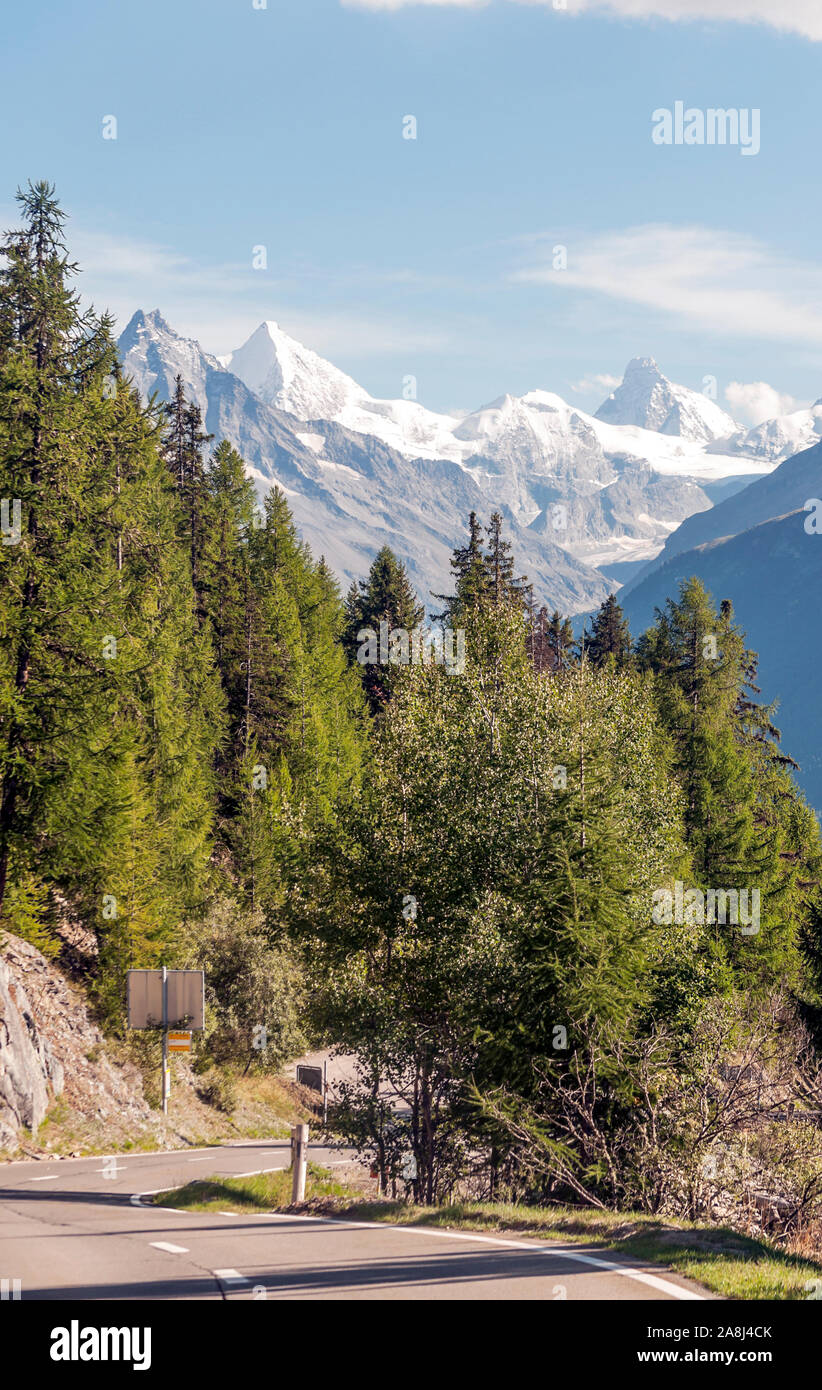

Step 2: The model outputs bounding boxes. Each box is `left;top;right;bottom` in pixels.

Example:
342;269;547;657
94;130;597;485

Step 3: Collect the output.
296;1064;323;1093
166;971;204;1030
127;970;205;1030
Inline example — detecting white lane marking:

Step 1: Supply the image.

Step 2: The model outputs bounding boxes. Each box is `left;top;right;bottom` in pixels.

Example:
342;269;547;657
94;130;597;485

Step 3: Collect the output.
150;1242;189;1254
188;1158;211;1163
253;1212;706;1301
233;1166;287;1177
213;1268;250;1283
28;1175;61;1181
1;1140;295;1170
135;1181;697;1299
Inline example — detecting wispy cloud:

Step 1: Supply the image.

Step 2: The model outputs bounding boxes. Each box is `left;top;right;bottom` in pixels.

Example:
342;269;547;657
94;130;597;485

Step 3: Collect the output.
342;0;822;42
23;224;452;361
513;224;822;346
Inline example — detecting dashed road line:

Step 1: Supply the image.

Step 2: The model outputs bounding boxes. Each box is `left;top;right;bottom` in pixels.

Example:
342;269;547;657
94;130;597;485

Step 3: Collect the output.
213;1268;250;1284
150;1242;189;1254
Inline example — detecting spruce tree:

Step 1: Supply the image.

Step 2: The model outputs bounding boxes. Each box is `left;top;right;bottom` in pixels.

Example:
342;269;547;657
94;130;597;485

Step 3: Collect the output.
435;511;488;620
342;546;424;714
586;594;632;669
545;610;577;672
0;185;222;991
484;511;529;607
0;182;125;930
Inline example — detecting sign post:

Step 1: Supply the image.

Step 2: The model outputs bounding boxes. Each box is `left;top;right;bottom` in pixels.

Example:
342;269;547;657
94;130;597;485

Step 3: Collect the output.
161;965;169;1114
291;1123;308;1203
126;968;205;1116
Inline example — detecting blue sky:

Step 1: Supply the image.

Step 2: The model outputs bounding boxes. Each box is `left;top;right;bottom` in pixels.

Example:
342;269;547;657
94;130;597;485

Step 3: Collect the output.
2;0;821;419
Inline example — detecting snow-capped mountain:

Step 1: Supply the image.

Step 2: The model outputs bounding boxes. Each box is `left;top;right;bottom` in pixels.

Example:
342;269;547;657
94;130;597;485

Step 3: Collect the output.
220;319;462;461
217;321;782;571
718;399;822;463
118;310;614;615
595;356;738;443
119;310;794;610
119;308;223;405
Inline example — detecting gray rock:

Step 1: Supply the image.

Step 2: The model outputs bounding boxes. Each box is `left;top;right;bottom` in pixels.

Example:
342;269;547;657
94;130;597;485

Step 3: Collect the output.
0;943;64;1147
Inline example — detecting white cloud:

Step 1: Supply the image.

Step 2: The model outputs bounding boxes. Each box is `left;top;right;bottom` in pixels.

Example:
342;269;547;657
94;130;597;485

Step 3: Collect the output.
343;0;822;41
570;372;621;395
566;0;822;42
514;224;822;346
724;381;802;426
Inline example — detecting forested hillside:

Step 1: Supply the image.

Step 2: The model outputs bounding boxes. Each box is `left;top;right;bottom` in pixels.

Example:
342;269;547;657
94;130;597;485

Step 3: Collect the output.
3;185;822;1246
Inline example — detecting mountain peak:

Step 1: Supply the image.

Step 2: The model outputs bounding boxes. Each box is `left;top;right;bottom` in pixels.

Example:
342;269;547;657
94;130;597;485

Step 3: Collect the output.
221;319;363;420
596;357;737;443
129;306;173;333
118;308;218;412
625;355;662;377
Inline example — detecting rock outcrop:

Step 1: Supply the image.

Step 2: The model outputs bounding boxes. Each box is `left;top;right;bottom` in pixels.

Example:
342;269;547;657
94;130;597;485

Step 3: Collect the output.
0;932;150;1152
0;938;64;1146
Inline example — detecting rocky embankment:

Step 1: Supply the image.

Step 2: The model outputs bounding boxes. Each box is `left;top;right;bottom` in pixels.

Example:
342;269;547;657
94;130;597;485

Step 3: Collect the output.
0;930;307;1158
0;931;151;1153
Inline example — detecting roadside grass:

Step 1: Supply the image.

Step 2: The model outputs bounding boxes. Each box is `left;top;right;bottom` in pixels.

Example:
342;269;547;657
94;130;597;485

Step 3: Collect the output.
318;1198;822;1301
151;1170;822;1300
150;1162;357;1212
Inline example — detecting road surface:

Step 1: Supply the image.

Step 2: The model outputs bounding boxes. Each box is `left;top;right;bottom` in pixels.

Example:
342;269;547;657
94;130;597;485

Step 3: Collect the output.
0;1143;712;1300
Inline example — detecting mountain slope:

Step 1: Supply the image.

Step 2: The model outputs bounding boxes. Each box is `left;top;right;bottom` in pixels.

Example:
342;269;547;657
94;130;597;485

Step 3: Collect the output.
624;437;822;574
620;508;822;810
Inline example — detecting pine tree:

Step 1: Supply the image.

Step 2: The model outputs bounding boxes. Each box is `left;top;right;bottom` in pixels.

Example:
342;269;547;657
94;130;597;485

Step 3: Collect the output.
202;439;256;726
0;185;222;990
0;182;123;928
161;377;214;624
484;511;529;607
545;611;577;672
637;579;754;882
634;577;820;985
586;594;632;669
435;511;488;620
342;546;424;714
515;777;650;1052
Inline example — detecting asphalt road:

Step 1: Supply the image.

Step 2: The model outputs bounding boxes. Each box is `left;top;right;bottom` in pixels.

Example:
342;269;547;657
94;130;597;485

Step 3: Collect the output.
0;1143;712;1301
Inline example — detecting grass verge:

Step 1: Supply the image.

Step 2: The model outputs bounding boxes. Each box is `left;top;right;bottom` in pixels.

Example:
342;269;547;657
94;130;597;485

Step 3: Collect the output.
150;1162;357;1212
151;1172;822;1300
